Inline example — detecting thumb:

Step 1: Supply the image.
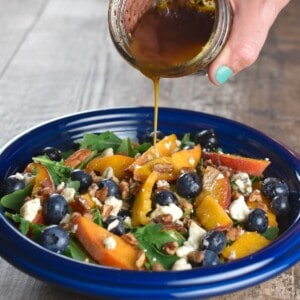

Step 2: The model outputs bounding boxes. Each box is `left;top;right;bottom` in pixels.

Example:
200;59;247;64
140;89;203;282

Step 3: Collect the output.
207;0;290;85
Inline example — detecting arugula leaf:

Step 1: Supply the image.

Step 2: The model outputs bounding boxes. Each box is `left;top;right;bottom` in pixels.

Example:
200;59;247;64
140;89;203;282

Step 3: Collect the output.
181;133;195;149
91;208;103;226
133;223;184;270
65;237;95;263
0;184;33;212
5;212;45;237
33;156;72;186
79;132;122;152
135;142;151;153
262;227;279;241
116;137;138;157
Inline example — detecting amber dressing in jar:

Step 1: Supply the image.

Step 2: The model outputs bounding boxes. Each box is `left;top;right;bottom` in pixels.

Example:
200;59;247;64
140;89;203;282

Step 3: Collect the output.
108;0;231;146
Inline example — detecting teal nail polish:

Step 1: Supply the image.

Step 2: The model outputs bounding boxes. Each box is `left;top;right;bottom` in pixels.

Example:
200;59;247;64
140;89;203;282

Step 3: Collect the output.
215;66;233;85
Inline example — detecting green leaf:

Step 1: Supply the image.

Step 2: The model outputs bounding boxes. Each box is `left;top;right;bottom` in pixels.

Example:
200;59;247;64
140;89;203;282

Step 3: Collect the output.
79;132;122;152
181;133;195;149
65;237;94;262
0;184;33;212
133;223;184;270
116;137;138;157
4;212;45;237
135;142;151;153
91;208;103;226
262;227;279;241
33;156;72;186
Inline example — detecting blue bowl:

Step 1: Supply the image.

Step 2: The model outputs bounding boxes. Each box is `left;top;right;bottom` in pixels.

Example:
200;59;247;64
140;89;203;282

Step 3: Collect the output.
0;107;299;299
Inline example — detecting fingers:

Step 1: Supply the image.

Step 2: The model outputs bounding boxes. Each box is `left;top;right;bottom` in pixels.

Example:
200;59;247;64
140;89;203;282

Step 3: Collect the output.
207;0;290;85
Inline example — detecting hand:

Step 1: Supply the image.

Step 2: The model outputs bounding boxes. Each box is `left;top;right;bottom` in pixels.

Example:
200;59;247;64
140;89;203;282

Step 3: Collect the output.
207;0;290;85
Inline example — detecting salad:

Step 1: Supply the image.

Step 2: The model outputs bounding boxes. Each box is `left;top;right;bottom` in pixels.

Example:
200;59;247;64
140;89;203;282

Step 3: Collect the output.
0;130;291;271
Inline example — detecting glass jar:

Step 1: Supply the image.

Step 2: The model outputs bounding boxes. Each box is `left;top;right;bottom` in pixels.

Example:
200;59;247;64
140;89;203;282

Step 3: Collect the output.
108;0;232;78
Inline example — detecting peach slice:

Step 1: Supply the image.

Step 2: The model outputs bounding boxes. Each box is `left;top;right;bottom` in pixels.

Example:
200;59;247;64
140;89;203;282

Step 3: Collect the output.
197;166;231;209
195;194;233;230
128;134;178;172
202;152;271;176
86;155;135;179
222;231;271;260
73;214;139;270
133;157;174;182
131;171;158;226
30;163;55;199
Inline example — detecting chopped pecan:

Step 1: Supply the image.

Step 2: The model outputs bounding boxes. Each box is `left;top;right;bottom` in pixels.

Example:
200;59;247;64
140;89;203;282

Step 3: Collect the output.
135;250;146;269
248;189;263;202
121;232;138;246
162;241;178;255
88;183;99;197
154;213;173;224
226;225;244;242
101;204;113;221
119;180;130;199
188;251;204;264
153;163;173;174
152;262;165;271
95;186;108;203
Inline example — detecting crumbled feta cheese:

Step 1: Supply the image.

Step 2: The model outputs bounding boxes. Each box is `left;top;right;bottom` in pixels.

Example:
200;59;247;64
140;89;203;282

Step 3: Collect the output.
92;196;102;208
57;182;65;192
176;221;206;257
216;173;225;180
231;172;252;194
15;173;24;180
60;213;72;225
20;198;41;222
101;147;114;157
105;196;123;216
186;221;206;249
23;173;35;185
103;236;117;250
61;187;76;202
150;203;183;222
156;180;170;189
165;142;171;150
188;157;195;166
228;250;236;260
229;195;250;222
103;167;114;178
123;216;132;227
172;258;192;271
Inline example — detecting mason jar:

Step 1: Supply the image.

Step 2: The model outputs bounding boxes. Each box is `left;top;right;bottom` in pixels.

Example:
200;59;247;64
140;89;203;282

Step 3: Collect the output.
108;0;232;78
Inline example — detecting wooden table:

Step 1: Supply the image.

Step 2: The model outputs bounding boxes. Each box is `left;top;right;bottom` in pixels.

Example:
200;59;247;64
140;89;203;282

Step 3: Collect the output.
0;0;299;299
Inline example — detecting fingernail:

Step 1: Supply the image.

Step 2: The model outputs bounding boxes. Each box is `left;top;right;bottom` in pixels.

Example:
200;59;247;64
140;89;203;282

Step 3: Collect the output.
215;66;233;85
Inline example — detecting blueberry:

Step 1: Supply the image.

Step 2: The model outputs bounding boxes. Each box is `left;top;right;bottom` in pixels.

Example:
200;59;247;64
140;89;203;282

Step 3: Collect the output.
141;131;165;144
154;190;179;206
0;176;25;197
104;216;126;236
39;225;69;253
202;250;220;267
271;195;290;216
201;230;227;254
118;209;130;220
193;129;219;152
261;177;289;199
246;208;268;233
98;179;121;198
176;172;202;199
43;193;68;224
40;147;62;161
71;169;93;193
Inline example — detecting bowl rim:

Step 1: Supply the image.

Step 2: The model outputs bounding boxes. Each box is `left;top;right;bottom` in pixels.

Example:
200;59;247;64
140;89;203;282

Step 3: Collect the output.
0;106;299;299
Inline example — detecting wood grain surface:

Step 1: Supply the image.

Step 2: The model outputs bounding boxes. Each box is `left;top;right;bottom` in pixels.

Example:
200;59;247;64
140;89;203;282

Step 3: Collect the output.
0;0;299;299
